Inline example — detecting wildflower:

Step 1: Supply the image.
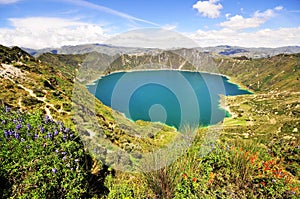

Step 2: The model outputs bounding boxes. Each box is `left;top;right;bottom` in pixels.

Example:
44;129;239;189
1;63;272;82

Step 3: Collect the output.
21;138;25;142
18;117;23;123
2;120;6;125
14;133;20;139
52;168;57;173
45;115;50;124
226;145;230;150
60;124;64;132
61;151;67;155
182;173;188;180
75;159;79;163
26;123;31;130
40;127;45;133
261;181;266;186
55;149;59;154
47;133;53;139
4;130;9;138
5;106;10;113
9;130;14;136
192;177;197;183
65;128;70;133
13;119;18;124
34;134;39;139
63;134;67;140
16;123;22;130
62;156;67;161
70;134;74;138
54;130;58;136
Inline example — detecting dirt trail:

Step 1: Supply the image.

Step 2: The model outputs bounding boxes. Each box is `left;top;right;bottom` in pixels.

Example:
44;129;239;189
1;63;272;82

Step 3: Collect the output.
1;63;70;118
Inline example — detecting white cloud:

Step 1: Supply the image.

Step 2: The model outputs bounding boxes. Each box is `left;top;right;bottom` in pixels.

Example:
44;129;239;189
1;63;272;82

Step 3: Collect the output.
193;0;223;18
188;27;300;47
0;17;107;49
220;6;283;30
219;15;265;30
275;6;283;11
225;13;231;19
0;0;19;4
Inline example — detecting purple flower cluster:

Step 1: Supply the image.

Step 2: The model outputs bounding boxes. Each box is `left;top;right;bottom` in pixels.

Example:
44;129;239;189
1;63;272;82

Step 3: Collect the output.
5;106;10;113
1;109;76;144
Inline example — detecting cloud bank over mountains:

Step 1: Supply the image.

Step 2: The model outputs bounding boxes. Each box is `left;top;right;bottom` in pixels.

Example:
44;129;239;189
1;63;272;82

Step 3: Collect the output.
0;0;299;49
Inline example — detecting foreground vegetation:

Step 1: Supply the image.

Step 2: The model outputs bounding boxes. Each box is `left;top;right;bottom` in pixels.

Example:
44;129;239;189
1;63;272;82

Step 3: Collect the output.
0;107;299;198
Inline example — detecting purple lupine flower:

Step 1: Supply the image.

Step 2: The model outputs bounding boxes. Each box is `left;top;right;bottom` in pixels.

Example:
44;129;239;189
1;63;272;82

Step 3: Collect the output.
52;168;57;173
34;134;39;139
27;132;31;137
54;130;58;136
65;128;70;133
13;119;18;124
47;133;53;139
16;123;22;130
40;127;45;133
63;134;67;140
9;130;14;136
55;149;59;154
21;138;25;142
45;115;50;124
14;133;20;139
5;106;10;113
4;130;9;138
61;151;67;155
26;145;31;149
26;123;31;130
74;159;79;163
2;120;6;125
62;156;67;161
70;134;74;138
18;117;23;123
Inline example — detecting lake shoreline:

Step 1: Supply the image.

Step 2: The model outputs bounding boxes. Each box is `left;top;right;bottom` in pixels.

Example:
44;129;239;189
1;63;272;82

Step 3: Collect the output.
86;69;252;131
85;68;253;94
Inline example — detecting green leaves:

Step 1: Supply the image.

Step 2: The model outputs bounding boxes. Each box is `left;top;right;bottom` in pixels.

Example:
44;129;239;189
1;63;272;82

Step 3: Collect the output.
0;107;87;198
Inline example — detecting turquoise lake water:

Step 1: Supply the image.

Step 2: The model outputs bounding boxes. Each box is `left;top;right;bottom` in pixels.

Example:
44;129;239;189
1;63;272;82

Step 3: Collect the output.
87;70;251;130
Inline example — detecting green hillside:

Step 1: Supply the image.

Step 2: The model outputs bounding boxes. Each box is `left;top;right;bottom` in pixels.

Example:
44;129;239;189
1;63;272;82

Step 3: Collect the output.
0;45;299;198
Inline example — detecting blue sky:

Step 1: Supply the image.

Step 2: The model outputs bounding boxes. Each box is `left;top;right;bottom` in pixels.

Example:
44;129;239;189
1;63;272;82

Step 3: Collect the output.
0;0;299;48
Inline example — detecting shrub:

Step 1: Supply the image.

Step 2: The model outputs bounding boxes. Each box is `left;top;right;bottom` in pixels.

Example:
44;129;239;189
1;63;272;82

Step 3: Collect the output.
0;106;107;198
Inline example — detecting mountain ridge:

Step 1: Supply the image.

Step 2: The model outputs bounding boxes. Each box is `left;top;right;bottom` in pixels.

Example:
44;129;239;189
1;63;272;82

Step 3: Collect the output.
22;43;300;59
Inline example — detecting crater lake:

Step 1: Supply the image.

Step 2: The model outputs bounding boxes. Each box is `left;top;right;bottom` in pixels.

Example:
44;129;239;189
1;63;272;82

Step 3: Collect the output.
87;70;251;130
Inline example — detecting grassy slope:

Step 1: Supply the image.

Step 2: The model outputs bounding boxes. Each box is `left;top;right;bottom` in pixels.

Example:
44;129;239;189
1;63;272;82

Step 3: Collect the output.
1;45;299;198
0;45;178;169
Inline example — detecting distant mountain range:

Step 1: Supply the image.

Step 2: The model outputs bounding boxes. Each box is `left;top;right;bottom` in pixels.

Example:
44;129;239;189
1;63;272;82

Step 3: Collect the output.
22;44;300;58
